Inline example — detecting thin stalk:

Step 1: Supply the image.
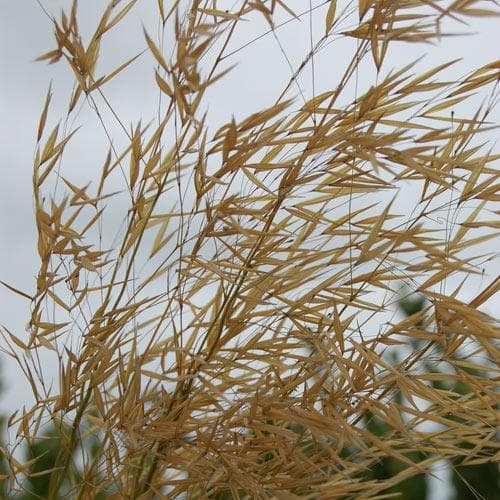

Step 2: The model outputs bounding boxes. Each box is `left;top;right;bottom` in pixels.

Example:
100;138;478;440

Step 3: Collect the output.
48;384;93;500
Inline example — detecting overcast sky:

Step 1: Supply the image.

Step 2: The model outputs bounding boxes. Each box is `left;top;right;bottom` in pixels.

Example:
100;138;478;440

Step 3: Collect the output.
1;2;499;496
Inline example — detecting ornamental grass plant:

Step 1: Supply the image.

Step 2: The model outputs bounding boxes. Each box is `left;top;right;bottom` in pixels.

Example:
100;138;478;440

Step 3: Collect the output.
1;0;499;498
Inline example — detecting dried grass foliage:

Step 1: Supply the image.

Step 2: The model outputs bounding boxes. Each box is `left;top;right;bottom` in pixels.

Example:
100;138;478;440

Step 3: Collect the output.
1;0;499;498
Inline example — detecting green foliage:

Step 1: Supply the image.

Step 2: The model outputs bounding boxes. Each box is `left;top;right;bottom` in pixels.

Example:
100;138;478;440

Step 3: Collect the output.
451;459;500;500
398;292;427;319
1;413;106;499
22;422;73;499
395;288;500;500
363;412;428;500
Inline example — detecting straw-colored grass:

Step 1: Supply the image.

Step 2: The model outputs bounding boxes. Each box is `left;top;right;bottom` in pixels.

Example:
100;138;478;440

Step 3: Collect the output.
1;0;499;498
